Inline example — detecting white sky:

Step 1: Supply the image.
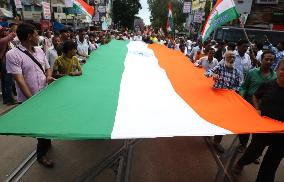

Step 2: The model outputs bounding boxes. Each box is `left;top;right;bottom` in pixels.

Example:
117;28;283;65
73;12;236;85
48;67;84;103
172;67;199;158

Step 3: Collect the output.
138;0;151;25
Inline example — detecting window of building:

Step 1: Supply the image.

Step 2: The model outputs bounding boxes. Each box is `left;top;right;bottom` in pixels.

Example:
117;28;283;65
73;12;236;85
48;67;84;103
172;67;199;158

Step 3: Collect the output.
34;6;42;11
24;5;32;11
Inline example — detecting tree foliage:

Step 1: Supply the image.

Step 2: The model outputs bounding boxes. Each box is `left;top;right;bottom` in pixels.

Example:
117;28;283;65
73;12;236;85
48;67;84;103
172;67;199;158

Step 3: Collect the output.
201;0;212;29
113;0;142;29
147;0;186;31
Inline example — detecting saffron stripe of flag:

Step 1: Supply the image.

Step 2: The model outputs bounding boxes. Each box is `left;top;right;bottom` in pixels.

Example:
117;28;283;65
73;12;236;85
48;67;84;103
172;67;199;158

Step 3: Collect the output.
73;0;94;19
148;43;284;134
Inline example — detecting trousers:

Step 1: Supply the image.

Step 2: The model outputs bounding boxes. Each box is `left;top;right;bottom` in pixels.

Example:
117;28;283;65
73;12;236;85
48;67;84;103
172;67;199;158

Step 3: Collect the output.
237;134;284;182
36;138;51;159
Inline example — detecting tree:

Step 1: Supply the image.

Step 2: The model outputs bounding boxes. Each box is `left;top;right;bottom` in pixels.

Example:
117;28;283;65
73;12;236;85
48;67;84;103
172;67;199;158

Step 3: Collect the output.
201;0;212;30
112;0;142;29
148;0;186;32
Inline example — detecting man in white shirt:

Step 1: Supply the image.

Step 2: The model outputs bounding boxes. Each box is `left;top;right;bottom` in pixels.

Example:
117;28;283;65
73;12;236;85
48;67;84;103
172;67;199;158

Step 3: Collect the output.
195;48;218;71
43;31;53;53
255;43;263;63
234;39;252;81
77;29;90;60
46;35;62;68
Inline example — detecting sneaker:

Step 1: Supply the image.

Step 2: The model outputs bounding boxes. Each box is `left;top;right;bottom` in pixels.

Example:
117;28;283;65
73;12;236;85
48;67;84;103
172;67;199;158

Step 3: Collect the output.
213;143;225;153
232;163;244;175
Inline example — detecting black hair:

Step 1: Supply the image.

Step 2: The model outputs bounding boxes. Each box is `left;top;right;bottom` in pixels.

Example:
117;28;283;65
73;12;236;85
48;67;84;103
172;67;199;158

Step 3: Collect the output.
217;41;225;46
9;23;17;28
54;31;60;36
62;40;77;55
256;42;263;50
261;50;275;60
203;39;211;46
60;28;69;34
209;47;215;52
227;42;236;50
78;28;85;33
16;23;36;41
237;39;249;46
52;35;60;41
38;30;43;36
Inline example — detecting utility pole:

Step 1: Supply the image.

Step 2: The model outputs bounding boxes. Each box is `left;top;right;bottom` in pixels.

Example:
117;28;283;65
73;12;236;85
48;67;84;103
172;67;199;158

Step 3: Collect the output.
10;0;17;17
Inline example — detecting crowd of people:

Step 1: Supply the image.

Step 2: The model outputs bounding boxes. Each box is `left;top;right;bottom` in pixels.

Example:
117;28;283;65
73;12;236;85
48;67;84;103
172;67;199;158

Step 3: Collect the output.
0;23;122;168
141;30;283;182
0;23;284;181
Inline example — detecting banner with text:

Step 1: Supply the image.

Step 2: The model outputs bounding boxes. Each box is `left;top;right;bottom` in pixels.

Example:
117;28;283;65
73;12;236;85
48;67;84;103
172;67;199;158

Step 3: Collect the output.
42;2;51;20
183;2;192;13
14;0;22;9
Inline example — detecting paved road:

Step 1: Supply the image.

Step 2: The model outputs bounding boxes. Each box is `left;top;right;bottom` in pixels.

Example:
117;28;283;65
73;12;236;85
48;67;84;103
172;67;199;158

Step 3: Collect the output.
0;95;283;182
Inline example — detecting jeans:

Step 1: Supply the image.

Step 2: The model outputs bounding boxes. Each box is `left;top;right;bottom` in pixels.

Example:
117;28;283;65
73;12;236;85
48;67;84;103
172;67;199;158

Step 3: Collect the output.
237;134;284;182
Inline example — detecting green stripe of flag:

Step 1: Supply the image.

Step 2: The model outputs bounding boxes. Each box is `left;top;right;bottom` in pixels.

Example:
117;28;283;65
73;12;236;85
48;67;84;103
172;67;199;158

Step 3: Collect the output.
0;40;129;140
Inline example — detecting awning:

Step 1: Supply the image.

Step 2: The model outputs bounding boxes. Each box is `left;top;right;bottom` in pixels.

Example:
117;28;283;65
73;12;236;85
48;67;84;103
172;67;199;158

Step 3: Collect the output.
0;8;13;18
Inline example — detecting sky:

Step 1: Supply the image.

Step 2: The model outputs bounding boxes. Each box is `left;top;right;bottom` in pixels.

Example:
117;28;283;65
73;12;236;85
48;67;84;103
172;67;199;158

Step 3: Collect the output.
138;0;151;25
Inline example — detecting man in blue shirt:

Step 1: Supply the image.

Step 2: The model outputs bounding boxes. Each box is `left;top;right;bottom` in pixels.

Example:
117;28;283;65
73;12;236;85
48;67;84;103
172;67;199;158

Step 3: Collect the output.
265;36;284;70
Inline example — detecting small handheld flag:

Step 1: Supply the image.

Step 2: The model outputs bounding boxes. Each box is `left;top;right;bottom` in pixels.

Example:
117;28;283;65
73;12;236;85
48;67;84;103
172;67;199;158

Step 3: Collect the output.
166;1;174;32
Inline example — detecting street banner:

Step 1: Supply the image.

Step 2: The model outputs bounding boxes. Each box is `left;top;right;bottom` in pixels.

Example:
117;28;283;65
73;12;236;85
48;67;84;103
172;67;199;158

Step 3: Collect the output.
193;10;204;23
202;0;240;42
93;10;100;22
0;41;284;140
14;0;22;9
42;2;51;20
183;2;191;13
65;0;74;8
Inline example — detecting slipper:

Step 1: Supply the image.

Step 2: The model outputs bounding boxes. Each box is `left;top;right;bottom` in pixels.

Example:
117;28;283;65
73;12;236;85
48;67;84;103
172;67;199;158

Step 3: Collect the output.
37;156;54;168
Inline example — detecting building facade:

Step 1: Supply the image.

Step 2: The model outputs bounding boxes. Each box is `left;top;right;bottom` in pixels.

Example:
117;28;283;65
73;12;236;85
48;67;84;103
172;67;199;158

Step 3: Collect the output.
234;0;284;30
0;0;113;30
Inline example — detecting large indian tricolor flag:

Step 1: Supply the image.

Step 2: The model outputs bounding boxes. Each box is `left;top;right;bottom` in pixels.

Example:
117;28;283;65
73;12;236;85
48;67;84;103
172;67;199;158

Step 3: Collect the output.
0;40;283;140
202;0;240;42
73;0;94;19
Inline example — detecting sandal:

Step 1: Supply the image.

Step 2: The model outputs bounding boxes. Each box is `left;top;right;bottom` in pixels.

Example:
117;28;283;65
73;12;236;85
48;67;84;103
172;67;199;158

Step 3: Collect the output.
37;156;54;168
